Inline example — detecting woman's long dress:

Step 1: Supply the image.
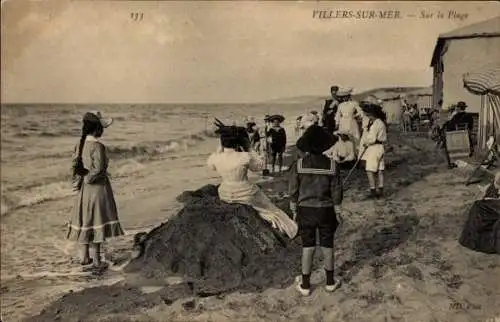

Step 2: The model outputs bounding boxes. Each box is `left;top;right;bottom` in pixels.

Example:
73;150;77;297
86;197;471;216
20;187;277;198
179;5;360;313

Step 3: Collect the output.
67;136;124;244
207;150;298;238
459;184;500;254
335;101;362;148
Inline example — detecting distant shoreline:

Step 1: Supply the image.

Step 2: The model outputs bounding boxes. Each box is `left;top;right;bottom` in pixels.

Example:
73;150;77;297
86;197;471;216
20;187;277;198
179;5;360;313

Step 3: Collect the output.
0;85;432;106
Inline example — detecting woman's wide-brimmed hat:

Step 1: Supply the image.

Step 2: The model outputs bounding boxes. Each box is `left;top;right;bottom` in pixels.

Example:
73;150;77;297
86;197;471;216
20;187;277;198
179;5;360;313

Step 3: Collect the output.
83;111;113;128
296;125;337;154
361;95;383;107
268;114;285;123
213;118;249;149
360;100;387;119
300;113;319;128
336;87;353;97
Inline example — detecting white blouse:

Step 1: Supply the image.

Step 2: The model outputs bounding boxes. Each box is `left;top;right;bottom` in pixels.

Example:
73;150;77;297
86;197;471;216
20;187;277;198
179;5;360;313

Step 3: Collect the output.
361;118;387;146
207;149;265;202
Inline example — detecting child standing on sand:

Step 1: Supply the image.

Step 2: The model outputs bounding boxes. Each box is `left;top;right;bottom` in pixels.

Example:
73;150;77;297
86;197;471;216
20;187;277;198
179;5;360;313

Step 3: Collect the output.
267;115;287;174
288;125;343;296
359;100;388;199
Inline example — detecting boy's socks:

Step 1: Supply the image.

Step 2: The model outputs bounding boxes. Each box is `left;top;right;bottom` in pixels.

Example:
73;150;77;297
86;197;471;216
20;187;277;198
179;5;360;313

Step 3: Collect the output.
301;274;311;289
325;269;335;285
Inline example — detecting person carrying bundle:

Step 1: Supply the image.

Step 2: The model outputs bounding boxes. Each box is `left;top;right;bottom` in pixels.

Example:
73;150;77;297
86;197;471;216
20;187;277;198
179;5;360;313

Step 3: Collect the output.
359;98;388;200
246;121;261;153
288;124;343;296
324;131;357;170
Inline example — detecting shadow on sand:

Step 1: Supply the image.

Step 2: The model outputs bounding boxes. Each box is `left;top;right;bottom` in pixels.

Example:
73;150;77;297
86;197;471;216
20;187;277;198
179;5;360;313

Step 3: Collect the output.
337;214;420;282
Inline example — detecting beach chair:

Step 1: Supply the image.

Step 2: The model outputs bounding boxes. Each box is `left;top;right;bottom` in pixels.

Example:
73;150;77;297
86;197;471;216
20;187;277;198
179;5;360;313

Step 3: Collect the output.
445;123;472;162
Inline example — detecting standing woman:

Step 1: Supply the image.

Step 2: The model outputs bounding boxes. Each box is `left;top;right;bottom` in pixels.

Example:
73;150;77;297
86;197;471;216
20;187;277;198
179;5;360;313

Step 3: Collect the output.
68;111;124;271
335;88;362;151
359;102;387;199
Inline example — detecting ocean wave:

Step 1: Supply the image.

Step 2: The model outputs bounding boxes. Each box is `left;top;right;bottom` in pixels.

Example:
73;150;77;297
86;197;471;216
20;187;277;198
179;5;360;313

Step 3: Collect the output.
106;129;217;161
5;129;218;164
0;129;218;215
0;159;150;217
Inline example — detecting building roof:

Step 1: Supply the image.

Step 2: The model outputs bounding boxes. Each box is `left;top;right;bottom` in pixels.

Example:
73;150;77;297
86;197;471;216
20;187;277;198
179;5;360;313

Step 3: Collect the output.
369;91;402;101
430;16;500;67
406;86;433;97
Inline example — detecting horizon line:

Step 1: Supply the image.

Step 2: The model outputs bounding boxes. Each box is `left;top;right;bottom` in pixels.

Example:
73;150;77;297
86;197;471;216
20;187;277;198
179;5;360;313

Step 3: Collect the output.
0;85;431;105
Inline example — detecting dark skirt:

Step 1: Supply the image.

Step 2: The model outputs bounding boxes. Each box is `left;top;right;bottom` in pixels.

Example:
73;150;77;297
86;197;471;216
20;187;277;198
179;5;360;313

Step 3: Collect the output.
67;177;124;244
459;199;500;254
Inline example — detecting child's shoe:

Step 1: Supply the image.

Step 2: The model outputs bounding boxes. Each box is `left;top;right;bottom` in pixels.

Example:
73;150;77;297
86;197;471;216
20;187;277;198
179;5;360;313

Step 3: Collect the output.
295;276;311;296
325;279;342;293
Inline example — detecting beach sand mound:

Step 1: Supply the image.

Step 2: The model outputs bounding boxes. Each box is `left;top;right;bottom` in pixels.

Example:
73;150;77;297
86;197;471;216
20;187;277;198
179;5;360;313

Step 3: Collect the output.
124;184;301;293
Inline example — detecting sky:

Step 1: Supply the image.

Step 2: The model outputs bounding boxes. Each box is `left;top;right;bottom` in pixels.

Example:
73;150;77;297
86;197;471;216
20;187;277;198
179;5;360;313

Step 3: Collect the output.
1;1;499;103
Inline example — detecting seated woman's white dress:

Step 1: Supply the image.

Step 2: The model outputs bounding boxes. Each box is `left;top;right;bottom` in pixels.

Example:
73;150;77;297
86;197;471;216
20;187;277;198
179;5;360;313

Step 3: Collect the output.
207;149;298;239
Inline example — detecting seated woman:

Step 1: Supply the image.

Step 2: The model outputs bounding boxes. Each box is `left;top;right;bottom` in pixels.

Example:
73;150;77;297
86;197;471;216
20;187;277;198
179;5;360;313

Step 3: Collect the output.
207;122;298;239
459;171;500;254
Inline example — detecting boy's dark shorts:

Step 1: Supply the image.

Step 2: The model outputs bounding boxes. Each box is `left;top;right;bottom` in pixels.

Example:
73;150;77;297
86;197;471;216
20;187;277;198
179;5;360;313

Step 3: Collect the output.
271;144;286;155
297;206;339;248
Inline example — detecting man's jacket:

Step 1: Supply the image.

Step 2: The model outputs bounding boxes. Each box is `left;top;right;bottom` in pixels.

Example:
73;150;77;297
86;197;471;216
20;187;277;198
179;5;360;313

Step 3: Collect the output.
445;112;474;132
288;154;343;211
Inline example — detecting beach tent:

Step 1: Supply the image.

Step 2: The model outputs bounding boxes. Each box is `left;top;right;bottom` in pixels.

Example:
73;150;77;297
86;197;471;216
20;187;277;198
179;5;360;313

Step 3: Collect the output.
430;16;500;114
463;65;500;151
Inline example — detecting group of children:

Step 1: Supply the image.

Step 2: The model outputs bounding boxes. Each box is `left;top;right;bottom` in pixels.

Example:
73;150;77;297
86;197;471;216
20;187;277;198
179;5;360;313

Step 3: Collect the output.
246;115;288;174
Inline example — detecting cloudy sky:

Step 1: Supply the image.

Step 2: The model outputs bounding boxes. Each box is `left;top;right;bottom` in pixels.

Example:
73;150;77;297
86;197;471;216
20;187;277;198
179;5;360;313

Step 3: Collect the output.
1;1;499;103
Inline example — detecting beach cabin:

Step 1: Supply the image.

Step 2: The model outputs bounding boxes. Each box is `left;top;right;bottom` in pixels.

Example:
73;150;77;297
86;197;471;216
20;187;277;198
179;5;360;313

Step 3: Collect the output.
372;92;404;125
406;87;433;116
430;16;500;114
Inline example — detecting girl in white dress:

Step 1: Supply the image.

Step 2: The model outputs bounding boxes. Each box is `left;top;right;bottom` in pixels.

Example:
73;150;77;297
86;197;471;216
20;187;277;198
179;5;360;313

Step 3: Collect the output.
359;102;388;199
207;123;298;239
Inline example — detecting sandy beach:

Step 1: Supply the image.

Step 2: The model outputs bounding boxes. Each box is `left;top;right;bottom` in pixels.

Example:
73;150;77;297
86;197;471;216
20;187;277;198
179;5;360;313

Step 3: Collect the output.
1;126;499;322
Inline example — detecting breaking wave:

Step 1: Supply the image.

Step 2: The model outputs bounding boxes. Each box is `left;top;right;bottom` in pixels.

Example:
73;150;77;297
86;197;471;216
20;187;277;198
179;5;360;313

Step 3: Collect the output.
1;129;218;216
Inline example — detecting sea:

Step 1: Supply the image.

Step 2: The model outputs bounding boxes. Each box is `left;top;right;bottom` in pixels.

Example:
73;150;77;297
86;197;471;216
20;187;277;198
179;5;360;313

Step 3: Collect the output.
0;103;312;216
